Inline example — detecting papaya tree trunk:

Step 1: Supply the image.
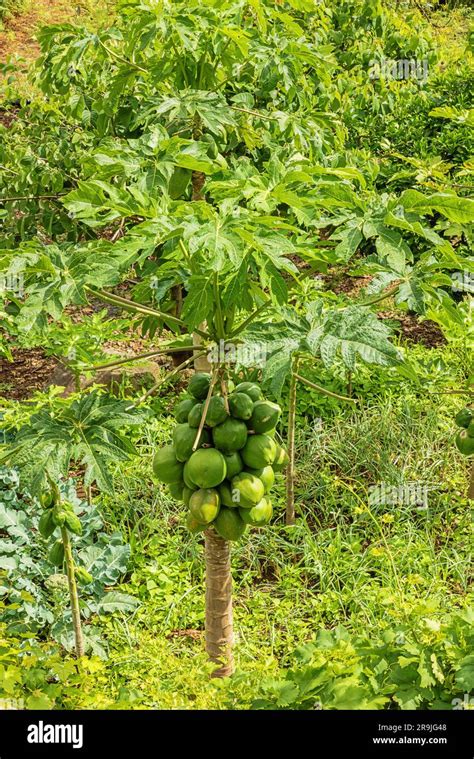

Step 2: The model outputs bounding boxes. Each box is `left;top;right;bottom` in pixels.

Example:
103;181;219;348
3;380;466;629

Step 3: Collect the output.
193;338;210;371
205;527;234;677
286;358;298;525
468;461;474;500
61;527;85;658
191;121;234;675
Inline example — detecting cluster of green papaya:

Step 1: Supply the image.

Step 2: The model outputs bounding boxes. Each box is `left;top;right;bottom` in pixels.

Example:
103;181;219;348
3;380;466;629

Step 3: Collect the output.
152;373;289;541
39;492;92;584
454;407;474;456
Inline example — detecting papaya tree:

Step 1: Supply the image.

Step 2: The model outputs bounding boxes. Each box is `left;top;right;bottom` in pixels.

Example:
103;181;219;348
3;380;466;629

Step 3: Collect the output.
0;392;146;657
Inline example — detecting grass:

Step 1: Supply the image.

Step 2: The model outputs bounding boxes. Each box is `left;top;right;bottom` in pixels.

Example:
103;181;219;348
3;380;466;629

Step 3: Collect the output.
41;340;470;709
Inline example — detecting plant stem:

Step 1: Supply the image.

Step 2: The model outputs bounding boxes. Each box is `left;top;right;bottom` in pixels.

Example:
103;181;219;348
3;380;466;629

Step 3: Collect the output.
61;527;85;658
229;298;272;338
220;372;230;414
347;370;353;397
213;273;225;340
468;461;474;501
294;373;357;403
98;39;148;73
86;345;200;372
193;336;212;371
0;193;66;203
230;105;278;121
359;283;400;307
286;357;299;526
85;287;178;324
88;287;211;340
192;332;234;676
178;239;193;267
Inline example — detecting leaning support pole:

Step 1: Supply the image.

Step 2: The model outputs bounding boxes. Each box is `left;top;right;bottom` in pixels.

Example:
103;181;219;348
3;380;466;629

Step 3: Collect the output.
468;461;474;500
285;358;298;526
205;527;234;677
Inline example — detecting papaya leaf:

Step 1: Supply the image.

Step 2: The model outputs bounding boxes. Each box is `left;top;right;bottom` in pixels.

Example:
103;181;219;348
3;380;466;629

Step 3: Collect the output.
307;306;402;371
0;392;148;495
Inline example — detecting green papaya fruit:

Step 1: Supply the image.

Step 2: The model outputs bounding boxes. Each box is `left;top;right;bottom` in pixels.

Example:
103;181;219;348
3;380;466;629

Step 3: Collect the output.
153;445;184;484
455;429;474;456
168;481;185;500
231;472;265;508
186;448;227;488
188;403;204;428
218;480;239;508
222;451;243;479
173;423;209;462
175;398;195;424
64;512;82;536
212;418;248;453
214;507;246;541
205;396;229;427
272;444;289;472
183;485;196;506
38;510;56;539
186;512;207;534
49;541;65;567
241;434;277;469
234;382;263;402
188;373;211;400
249;401;281;434
189;488;221;524
52;508;67;528
239;497;273;526
75;566;93;585
247;465;275;493
454;407;473;429
229;392;254;420
41;492;54;509
183;460;198;489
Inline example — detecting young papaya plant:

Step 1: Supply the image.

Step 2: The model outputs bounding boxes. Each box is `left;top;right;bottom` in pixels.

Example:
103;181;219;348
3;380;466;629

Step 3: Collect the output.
39;481;86;656
0;391;147;657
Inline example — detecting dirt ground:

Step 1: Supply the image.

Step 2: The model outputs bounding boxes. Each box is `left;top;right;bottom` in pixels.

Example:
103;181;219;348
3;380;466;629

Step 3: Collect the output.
0;1;83;61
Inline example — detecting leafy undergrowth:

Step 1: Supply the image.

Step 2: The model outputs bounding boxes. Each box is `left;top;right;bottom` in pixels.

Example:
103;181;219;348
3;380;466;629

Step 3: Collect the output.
2;344;471;710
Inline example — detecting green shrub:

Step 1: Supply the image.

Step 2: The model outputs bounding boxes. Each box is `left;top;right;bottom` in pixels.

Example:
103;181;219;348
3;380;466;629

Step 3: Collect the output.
247;610;474;710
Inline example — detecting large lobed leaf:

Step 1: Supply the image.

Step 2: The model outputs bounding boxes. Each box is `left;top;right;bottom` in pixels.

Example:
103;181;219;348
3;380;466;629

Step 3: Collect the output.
0;392;148;495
